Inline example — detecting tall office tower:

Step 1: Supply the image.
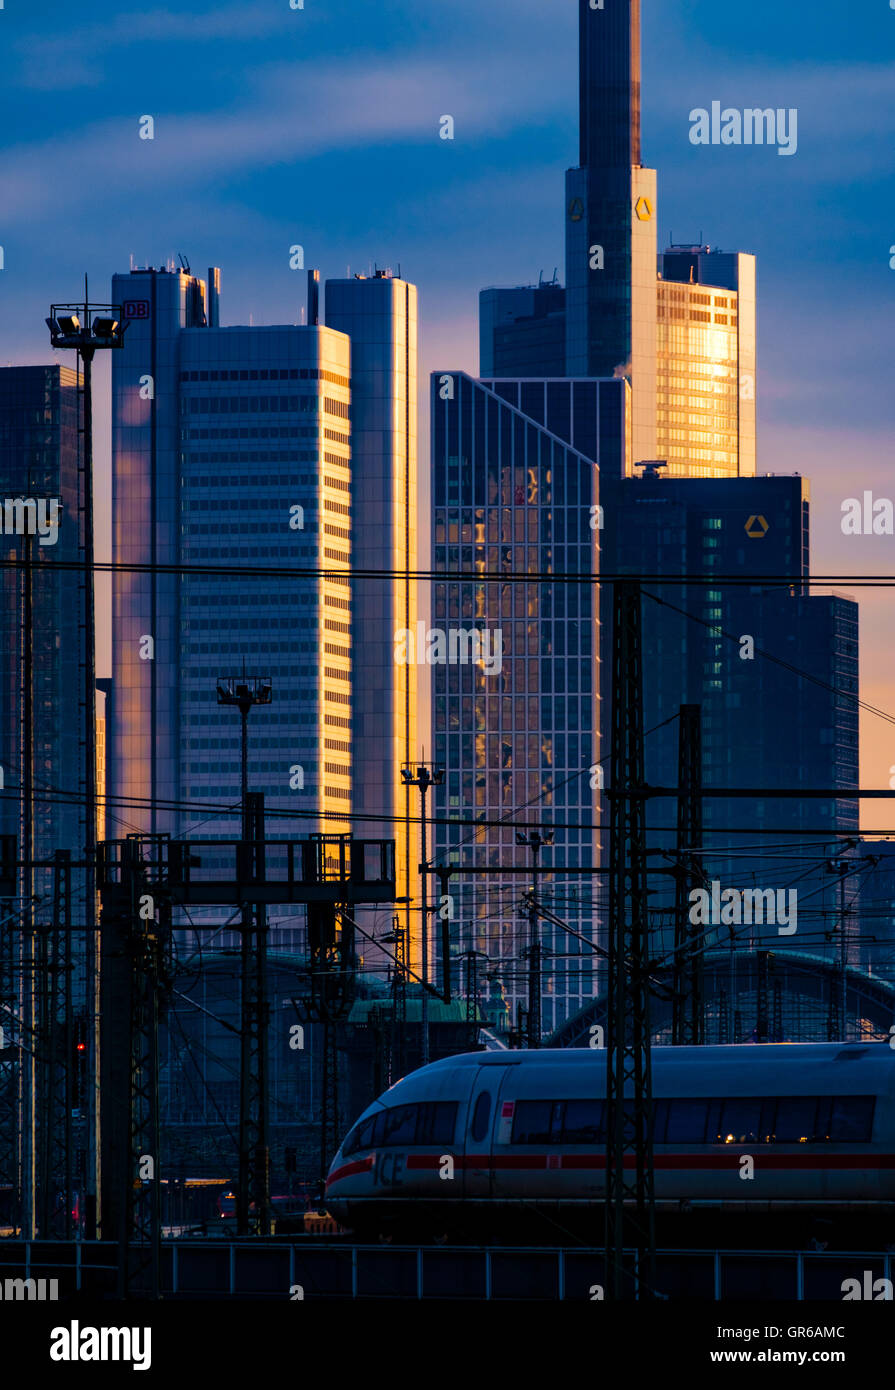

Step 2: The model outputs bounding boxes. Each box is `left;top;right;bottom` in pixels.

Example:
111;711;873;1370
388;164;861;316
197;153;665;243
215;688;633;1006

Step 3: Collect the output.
110;267;352;860
431;371;602;1037
481;376;631;478
656;246;757;478
325;270;420;973
565;0;656;462
479;281;567;378
480;4;760;483
0;366;83;891
600;470;859;952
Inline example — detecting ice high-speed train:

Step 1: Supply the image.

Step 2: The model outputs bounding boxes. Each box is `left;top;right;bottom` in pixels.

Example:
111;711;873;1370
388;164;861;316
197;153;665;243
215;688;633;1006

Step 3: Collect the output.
325;1043;895;1239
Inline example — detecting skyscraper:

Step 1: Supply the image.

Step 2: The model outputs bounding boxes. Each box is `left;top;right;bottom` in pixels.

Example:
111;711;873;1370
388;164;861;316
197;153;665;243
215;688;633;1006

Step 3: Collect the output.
324;270;420;971
656;246;757;478
479;281;566;379
431;370;604;1036
0;365;83;890
110;266;352;855
565;0;657;462
600;469;859;946
479;0;756;480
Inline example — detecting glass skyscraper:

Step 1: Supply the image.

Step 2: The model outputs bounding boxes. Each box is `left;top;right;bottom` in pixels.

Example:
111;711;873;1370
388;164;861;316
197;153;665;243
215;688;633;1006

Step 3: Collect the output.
325;271;420;974
479;0;756;480
431;371;601;1036
600;470;858;956
656;246;757;478
110;266;352;865
481;376;631;479
0;365;83;894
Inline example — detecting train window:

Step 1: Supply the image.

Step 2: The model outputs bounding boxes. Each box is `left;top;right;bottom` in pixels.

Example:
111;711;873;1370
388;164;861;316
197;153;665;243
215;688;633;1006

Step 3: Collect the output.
512;1100;554;1144
343;1114;376;1155
471;1092;492;1143
562;1100;604;1144
717;1098;762;1144
665;1100;709;1144
773;1097;819;1144
383;1104;418;1145
416;1101;458;1145
829;1095;875;1142
512;1101;548;1144
653;1100;669;1143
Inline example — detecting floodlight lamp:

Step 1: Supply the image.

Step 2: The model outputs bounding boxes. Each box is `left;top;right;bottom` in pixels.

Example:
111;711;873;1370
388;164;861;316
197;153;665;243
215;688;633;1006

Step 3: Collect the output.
57;315;81;335
92;316;120;338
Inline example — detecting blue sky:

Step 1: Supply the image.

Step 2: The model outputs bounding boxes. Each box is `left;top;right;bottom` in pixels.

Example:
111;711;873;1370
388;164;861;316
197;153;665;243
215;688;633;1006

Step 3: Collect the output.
1;0;894;820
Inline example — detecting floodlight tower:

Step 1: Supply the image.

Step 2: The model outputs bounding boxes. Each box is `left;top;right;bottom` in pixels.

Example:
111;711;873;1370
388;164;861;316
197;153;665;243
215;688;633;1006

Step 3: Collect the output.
46;286;127;1238
216;669;272;1234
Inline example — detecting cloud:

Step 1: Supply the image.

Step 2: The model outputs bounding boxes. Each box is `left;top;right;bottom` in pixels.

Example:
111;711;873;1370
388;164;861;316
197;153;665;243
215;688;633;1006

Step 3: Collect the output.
14;4;299;88
0;46;572;226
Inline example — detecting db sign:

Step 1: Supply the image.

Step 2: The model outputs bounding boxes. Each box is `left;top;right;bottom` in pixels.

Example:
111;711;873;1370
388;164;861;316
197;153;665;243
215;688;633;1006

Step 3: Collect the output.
122;300;150;320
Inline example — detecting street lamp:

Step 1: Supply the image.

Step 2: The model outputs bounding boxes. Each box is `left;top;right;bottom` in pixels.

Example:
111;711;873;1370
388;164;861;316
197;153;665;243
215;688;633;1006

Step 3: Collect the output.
46;287;127;1240
400;763;445;1067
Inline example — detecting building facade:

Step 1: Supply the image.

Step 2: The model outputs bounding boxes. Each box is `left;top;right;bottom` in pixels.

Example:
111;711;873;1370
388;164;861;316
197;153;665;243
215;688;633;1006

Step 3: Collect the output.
110;266;352;856
656;246;757;478
600;470;859;956
0;365;83;897
478;2;756;483
430;371;601;1036
324;271;420;972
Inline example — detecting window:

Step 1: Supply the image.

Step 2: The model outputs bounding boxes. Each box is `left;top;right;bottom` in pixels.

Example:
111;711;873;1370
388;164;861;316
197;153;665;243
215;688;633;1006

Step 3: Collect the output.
343;1113;378;1155
342;1101;459;1152
665;1100;709;1144
471;1092;492;1143
717;1098;764;1144
562;1099;604;1144
829;1096;875;1142
773;1098;819;1144
512;1100;554;1144
416;1101;458;1146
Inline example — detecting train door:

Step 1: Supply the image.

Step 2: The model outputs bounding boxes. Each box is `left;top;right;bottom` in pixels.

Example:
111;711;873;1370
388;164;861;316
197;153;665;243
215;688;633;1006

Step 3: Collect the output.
462;1059;522;1199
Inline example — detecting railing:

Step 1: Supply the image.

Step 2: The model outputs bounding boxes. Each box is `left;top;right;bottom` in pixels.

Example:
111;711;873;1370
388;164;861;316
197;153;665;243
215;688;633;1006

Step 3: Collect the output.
0;1241;889;1301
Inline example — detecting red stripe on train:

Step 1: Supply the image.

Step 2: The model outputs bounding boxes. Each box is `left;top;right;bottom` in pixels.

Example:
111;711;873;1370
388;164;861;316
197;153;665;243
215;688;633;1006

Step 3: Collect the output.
325;1156;374;1188
328;1151;895;1187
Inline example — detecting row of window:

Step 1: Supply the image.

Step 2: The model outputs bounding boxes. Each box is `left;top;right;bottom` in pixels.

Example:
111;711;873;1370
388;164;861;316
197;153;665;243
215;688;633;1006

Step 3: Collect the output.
184;472;318;488
511;1096;875;1146
343;1102;459;1154
183;395;326;416
343;1095;877;1154
180;367;350;389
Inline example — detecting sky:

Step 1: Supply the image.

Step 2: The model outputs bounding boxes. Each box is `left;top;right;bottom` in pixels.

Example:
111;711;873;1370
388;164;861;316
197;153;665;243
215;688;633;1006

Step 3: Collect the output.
1;0;893;826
